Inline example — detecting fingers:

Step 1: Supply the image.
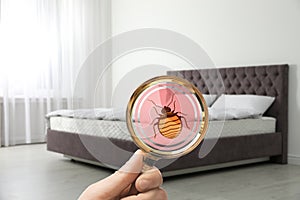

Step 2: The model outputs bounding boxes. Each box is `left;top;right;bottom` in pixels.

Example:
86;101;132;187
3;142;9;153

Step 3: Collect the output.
119;150;145;173
121;188;168;200
135;167;163;192
78;150;167;200
78;150;144;200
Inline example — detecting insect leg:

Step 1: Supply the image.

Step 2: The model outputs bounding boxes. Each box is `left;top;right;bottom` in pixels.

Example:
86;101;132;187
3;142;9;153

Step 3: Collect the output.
148;99;163;108
180;116;190;129
153;121;159;138
152;106;160;116
150;117;161;125
176;111;187;116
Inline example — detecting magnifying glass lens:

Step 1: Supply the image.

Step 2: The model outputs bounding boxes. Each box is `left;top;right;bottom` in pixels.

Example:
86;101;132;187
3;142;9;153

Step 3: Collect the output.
127;76;208;162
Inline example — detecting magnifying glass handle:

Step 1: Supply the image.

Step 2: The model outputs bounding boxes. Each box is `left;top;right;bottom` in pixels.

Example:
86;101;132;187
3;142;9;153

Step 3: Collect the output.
142;155;158;172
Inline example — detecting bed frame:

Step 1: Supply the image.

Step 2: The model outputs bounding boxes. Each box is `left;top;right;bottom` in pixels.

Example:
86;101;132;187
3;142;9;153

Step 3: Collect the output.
47;64;289;176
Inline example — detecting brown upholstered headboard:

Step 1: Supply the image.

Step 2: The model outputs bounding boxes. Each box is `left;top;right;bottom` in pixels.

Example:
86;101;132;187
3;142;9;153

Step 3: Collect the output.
167;64;289;163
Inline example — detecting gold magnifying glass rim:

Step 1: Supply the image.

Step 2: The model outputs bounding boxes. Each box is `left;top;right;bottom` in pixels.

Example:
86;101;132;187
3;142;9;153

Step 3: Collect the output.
126;75;209;159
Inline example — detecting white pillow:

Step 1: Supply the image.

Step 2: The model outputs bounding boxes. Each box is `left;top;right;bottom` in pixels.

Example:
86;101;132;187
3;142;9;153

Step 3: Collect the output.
102;107;126;121
203;94;218;107
209;107;261;120
210;94;275;120
171;93;217;107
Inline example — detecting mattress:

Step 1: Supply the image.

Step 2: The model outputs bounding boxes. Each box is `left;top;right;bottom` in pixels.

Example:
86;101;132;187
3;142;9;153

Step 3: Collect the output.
49;117;276;140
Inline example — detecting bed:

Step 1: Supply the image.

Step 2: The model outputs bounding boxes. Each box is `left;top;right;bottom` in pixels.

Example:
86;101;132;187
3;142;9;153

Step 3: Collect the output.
46;64;288;176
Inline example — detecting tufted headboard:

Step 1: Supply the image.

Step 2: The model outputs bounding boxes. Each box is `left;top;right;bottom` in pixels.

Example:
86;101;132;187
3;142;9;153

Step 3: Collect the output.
168;64;289;163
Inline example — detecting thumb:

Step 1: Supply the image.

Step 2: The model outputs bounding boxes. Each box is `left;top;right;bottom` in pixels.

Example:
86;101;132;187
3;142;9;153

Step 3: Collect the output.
80;150;144;200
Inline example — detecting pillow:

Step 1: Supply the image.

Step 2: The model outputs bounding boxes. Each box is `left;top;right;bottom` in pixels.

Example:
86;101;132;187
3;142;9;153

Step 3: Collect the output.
101;107;126;121
210;94;275;120
169;93;217;107
208;107;262;120
203;94;218;107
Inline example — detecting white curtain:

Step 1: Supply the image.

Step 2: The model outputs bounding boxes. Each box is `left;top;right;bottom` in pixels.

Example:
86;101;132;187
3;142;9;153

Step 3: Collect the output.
0;0;111;146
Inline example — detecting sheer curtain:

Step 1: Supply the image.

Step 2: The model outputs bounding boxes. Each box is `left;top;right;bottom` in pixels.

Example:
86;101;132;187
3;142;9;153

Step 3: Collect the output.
0;0;111;146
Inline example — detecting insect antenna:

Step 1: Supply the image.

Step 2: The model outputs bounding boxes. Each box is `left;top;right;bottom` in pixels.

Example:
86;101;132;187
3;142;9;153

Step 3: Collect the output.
173;100;176;111
167;93;175;107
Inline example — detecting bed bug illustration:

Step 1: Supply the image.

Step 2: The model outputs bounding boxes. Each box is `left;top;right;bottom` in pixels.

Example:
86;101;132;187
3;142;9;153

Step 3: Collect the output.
149;94;190;139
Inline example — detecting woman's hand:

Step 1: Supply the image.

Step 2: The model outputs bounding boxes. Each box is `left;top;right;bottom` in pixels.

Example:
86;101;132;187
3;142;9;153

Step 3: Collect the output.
78;150;168;200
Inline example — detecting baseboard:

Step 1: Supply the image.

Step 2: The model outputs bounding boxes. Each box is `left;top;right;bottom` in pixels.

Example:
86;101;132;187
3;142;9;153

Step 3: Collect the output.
162;157;269;177
288;154;300;165
64;155;270;177
64;155;119;170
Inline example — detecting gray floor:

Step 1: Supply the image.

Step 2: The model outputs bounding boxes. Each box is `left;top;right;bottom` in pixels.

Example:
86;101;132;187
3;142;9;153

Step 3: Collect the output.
0;144;300;200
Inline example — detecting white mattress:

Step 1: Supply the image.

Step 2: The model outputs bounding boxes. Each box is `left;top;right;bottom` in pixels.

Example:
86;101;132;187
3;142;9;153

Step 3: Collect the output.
49;117;276;140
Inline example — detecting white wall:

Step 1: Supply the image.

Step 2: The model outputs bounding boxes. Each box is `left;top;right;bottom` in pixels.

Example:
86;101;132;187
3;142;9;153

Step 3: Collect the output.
111;50;194;109
111;0;300;164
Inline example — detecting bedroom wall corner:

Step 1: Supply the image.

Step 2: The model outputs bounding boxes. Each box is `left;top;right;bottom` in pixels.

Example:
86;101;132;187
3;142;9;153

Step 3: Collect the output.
288;64;300;165
111;0;300;165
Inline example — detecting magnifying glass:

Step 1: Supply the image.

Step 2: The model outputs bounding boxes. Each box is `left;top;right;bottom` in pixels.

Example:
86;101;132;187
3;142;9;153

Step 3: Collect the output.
126;75;209;171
